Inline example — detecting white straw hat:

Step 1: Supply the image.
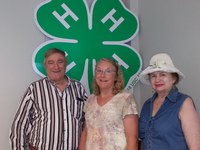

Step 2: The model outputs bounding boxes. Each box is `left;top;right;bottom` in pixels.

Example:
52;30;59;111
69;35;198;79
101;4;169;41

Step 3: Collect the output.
139;53;184;85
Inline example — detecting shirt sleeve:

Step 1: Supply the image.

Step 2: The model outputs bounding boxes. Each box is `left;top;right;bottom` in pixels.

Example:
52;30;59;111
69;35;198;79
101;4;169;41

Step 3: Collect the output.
122;92;138;118
9;85;35;150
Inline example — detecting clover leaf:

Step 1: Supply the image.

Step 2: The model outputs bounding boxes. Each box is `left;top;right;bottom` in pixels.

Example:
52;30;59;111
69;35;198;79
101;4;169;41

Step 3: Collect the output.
33;0;142;93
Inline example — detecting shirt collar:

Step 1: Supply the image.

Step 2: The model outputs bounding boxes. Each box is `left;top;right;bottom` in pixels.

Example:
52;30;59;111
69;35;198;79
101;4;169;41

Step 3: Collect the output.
151;86;179;103
46;75;71;87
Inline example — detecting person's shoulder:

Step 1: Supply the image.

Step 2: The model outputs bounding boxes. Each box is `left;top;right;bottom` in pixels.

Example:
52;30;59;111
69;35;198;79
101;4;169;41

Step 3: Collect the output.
29;77;47;86
142;97;152;107
70;78;81;84
119;90;134;97
177;91;192;102
121;89;130;94
87;94;96;101
170;87;191;102
68;77;81;84
177;91;190;97
116;90;136;101
68;77;86;89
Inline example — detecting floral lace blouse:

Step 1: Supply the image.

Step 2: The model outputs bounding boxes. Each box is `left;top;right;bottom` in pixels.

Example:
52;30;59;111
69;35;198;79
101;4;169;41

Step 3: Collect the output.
84;91;138;150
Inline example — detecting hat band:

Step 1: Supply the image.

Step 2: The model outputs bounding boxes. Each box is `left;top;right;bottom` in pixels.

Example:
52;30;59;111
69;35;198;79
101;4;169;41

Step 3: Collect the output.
149;60;171;69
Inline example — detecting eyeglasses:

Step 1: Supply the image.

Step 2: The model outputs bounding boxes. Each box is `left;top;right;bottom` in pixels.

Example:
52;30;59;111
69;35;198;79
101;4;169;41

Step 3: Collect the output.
95;69;116;75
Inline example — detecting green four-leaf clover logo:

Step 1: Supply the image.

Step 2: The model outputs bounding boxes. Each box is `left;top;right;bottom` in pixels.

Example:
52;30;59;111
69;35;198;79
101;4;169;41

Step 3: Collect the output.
33;0;142;93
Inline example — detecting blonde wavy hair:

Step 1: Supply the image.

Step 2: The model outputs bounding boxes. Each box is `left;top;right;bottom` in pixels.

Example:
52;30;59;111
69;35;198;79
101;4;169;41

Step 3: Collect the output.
92;58;124;95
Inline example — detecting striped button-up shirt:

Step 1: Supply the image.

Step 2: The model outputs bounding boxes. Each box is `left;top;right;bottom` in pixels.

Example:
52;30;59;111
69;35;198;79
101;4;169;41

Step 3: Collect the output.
10;76;87;150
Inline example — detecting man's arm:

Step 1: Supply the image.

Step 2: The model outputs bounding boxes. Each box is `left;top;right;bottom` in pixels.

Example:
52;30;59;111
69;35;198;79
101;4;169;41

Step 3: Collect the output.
9;87;34;150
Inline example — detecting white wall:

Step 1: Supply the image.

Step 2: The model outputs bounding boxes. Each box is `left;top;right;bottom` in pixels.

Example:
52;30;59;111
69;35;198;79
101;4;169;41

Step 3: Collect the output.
1;0;200;149
137;0;200;114
0;0;43;149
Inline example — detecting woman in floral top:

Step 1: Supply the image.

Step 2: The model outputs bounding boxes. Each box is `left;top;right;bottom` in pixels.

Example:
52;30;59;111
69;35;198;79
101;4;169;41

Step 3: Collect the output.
79;58;138;150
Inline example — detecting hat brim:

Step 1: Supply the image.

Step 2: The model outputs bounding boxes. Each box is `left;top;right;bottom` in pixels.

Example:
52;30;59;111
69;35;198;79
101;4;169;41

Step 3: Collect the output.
139;66;185;85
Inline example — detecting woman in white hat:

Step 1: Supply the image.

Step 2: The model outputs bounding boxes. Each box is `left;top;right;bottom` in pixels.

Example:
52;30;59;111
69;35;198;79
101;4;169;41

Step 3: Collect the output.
139;53;200;150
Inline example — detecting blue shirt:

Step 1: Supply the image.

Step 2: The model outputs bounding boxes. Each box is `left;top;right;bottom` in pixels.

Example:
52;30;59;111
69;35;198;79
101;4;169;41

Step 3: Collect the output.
139;87;189;150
